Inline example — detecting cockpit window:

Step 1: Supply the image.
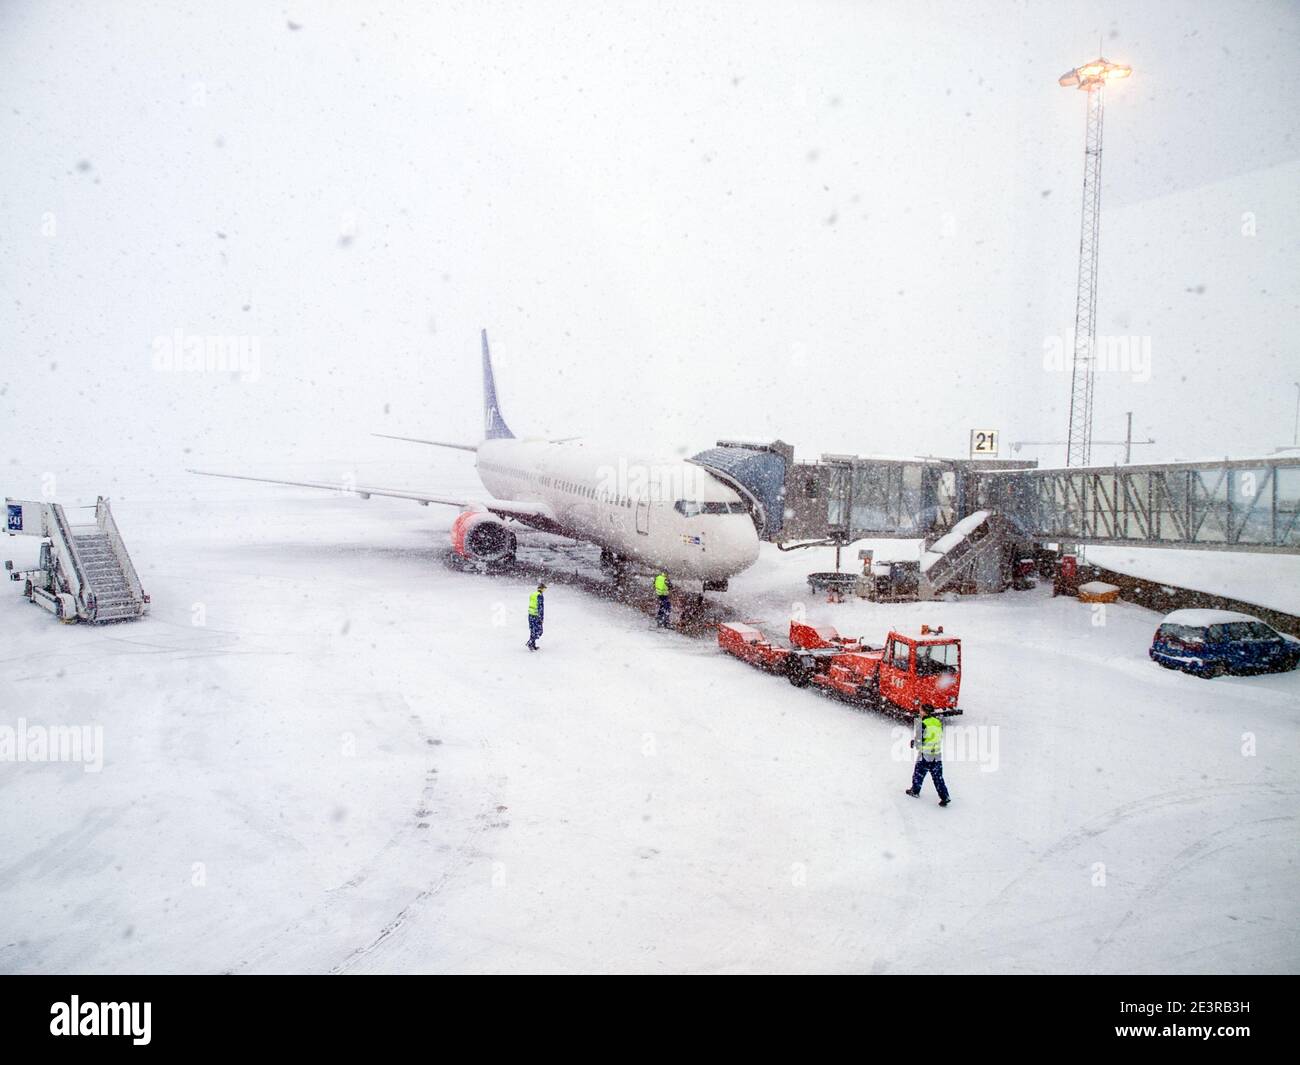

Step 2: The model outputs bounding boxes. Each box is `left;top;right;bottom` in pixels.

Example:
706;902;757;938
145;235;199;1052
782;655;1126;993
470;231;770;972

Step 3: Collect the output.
674;501;747;516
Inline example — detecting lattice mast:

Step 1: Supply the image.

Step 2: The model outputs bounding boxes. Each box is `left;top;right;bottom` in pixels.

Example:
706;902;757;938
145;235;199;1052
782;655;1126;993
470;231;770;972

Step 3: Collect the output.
1059;56;1131;467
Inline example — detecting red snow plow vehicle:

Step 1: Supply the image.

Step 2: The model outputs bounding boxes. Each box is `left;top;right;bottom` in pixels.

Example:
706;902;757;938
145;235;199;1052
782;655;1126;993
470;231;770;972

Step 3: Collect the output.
718;619;963;717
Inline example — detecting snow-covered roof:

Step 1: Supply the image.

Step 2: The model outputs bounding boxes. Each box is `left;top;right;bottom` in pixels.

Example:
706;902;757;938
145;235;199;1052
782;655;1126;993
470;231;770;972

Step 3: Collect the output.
817;452;948;465
976;454;1300;475
1087;546;1300;617
1160;608;1263;627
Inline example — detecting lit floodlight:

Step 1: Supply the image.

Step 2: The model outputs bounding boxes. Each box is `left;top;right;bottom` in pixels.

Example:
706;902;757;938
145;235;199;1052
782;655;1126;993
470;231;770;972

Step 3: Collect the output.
1059;57;1132;91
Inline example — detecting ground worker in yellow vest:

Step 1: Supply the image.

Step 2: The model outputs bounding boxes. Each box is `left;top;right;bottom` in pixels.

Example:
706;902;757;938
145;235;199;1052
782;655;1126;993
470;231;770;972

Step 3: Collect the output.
526;582;546;651
905;710;951;806
653;571;671;628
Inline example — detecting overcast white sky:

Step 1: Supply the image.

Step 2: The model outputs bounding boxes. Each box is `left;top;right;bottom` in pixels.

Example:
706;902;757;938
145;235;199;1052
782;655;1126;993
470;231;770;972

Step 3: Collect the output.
2;0;1298;487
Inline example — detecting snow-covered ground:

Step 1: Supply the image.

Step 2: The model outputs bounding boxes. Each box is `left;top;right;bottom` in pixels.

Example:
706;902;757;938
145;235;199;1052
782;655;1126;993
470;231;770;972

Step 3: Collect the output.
2;477;1298;974
1087;545;1300;617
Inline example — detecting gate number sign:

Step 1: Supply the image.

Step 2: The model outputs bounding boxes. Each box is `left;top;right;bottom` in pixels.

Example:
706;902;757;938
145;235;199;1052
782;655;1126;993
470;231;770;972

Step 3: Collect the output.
970;430;999;457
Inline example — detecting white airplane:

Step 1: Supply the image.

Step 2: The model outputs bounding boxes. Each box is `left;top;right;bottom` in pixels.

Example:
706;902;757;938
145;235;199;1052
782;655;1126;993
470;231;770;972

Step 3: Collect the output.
192;331;761;589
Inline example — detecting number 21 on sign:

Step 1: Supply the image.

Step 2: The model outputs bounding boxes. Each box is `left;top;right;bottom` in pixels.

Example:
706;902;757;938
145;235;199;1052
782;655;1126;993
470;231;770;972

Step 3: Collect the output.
969;430;999;457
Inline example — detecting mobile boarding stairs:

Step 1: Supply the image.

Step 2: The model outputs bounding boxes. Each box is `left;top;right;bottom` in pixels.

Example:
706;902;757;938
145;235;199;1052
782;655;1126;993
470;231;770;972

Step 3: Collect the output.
4;497;149;623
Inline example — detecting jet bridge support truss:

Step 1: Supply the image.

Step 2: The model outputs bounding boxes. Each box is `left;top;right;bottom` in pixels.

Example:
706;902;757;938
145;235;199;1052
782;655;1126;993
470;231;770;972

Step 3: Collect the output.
968;458;1300;553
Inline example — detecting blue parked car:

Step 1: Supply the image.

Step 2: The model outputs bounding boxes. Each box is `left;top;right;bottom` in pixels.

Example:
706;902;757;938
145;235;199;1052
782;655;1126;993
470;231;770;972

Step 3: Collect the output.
1150;609;1300;679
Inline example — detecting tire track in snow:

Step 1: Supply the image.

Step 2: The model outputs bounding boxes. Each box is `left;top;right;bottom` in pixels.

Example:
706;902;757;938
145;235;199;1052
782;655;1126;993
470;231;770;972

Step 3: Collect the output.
972;782;1291;922
328;736;503;974
1087;813;1297;968
227;694;454;974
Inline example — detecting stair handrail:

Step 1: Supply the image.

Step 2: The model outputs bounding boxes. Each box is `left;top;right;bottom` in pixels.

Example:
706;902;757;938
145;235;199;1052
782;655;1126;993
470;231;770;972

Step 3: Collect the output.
46;502;93;615
95;497;147;610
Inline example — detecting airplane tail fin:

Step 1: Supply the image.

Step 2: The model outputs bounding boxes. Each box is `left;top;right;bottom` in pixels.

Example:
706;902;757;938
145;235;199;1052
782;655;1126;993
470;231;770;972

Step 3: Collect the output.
481;329;515;440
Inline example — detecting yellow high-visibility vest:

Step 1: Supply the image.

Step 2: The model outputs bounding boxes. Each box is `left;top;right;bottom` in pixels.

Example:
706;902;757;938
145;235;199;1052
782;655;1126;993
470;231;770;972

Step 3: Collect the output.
528;590;541;616
921;715;943;756
654;573;669;597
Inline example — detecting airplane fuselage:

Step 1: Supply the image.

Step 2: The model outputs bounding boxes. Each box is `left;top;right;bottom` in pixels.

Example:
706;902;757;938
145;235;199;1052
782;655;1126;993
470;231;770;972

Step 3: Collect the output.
475;438;760;582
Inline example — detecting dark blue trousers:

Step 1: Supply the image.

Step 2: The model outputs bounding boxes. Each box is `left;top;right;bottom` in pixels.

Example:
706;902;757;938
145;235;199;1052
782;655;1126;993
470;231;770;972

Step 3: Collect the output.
656;595;671;627
528;615;542;647
911;758;950;801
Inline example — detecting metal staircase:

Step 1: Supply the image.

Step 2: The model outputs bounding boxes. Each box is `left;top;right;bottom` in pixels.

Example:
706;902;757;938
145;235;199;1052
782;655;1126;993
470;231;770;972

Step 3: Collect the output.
5;496;148;622
919;511;1008;599
70;528;142;621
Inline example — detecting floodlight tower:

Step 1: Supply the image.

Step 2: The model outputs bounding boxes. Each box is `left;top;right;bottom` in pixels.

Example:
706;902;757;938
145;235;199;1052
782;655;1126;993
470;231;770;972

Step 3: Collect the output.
1059;56;1131;467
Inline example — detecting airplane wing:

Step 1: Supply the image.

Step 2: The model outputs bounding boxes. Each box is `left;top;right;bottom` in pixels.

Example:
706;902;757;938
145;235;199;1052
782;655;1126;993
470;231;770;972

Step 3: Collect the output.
371;433;478;452
187;469;553;523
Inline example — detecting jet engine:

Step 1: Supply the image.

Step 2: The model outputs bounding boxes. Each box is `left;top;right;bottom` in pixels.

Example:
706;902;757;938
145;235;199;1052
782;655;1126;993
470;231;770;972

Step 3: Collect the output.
450;510;517;564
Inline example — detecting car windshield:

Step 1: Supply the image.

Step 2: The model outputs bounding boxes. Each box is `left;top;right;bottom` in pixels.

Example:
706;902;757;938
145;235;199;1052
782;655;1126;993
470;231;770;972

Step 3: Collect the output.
916;643;959;674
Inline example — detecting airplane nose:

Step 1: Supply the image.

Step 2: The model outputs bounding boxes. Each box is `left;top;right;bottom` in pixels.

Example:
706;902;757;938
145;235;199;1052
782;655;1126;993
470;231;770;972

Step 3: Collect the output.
732;518;761;567
691;517;760;579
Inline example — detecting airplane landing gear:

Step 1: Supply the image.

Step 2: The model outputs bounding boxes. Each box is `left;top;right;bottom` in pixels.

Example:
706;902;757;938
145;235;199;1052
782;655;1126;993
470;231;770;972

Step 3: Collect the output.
599;548;629;582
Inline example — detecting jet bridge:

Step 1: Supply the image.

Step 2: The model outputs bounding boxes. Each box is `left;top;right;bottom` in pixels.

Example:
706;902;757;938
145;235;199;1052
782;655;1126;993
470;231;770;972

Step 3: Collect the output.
694;440;1300;555
692;441;1028;546
689;440;793;540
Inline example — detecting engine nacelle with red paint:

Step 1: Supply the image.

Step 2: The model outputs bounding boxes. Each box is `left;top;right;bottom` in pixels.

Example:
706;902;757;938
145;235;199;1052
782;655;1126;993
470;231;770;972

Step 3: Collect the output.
450;510;517;564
